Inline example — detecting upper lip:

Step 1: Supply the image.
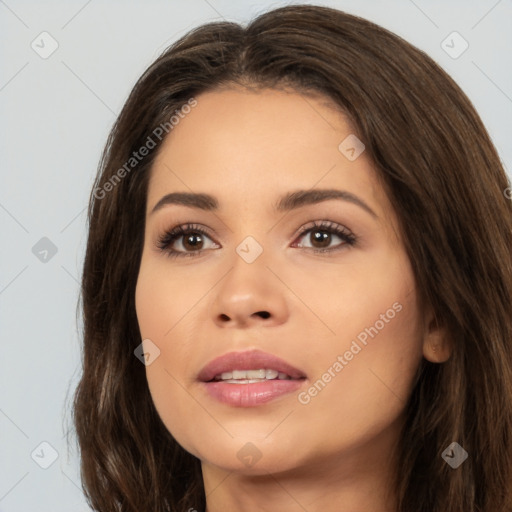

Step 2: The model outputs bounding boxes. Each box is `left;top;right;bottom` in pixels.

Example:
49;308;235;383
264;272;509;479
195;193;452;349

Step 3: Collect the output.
197;349;307;382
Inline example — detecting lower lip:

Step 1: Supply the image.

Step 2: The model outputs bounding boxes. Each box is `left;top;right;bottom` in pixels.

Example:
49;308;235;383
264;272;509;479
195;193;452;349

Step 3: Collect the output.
201;379;306;407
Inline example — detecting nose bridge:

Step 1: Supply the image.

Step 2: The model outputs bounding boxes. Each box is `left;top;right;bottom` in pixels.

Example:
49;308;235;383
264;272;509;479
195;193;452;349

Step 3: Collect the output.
223;234;269;298
222;205;271;268
235;232;266;265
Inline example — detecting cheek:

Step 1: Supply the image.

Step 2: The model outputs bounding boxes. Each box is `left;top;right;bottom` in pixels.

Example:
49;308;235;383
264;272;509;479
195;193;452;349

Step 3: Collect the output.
135;256;206;344
304;303;423;453
297;255;423;444
135;258;209;454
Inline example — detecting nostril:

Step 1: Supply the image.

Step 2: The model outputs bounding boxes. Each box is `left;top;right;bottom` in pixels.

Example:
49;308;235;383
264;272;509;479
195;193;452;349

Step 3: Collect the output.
256;311;270;319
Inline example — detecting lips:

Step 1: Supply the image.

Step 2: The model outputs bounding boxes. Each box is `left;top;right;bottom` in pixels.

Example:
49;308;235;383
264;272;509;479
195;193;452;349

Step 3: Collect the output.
197;349;307;382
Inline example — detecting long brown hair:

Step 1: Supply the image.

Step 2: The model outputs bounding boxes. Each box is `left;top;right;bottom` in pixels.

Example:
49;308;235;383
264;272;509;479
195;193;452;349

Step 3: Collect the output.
72;4;512;511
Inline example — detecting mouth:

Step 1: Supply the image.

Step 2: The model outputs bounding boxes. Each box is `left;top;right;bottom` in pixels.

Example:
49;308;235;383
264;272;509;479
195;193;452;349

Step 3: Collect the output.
198;349;307;382
210;368;299;383
198;349;307;407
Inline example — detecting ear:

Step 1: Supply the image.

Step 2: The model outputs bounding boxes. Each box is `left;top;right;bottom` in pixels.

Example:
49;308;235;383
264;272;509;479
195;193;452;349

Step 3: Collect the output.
422;309;452;363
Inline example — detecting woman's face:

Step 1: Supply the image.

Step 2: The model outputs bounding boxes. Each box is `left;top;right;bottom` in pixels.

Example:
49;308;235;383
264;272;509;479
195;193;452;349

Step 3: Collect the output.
135;87;427;477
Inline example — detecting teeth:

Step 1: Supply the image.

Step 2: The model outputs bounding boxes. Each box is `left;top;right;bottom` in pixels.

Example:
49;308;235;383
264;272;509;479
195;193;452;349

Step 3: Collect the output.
265;369;279;379
213;368;291;381
247;369;266;379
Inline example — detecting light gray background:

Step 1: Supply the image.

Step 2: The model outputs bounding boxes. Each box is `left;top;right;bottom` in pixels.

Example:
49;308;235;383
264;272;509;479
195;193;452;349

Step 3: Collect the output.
1;1;511;510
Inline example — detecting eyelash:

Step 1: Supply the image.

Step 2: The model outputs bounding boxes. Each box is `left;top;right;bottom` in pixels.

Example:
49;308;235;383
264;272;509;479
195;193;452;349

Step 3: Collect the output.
156;221;357;259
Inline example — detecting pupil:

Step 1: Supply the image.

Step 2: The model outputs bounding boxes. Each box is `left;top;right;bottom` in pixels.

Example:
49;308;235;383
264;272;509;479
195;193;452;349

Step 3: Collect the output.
312;230;330;248
185;233;202;250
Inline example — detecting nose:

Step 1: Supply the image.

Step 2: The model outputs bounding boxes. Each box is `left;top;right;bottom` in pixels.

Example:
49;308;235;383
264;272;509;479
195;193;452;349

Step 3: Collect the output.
209;253;288;329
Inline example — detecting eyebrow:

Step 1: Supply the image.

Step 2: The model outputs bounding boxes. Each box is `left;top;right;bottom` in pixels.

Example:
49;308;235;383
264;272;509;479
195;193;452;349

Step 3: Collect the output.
150;189;377;218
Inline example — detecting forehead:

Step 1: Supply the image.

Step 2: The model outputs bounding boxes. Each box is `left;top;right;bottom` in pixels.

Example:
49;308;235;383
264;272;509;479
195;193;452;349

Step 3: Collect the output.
146;87;388;220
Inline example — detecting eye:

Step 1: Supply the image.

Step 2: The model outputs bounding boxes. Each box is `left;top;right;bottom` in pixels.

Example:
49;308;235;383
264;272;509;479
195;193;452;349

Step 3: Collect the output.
156;220;357;259
292;220;357;253
156;223;218;259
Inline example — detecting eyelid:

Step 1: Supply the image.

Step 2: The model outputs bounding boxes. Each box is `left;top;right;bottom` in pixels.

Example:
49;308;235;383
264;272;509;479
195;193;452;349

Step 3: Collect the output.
292;220;356;247
154;223;215;257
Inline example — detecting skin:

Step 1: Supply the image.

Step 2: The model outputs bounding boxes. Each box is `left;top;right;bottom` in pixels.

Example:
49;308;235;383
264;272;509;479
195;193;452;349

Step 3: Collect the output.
135;87;451;512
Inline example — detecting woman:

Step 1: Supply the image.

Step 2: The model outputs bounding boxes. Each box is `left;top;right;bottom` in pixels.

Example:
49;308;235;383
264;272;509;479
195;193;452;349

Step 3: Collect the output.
73;4;512;511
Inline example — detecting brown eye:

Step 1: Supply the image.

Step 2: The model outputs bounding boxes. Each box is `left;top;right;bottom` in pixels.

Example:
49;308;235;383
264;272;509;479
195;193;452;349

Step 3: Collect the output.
181;232;205;251
156;224;218;258
294;221;357;253
309;229;333;249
